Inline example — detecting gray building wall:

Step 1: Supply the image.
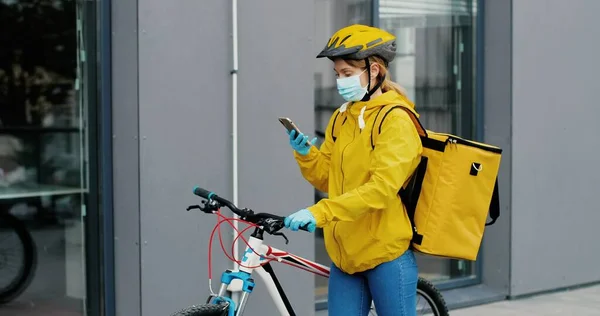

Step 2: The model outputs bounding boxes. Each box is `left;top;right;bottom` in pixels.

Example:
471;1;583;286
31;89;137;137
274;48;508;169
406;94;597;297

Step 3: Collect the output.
510;0;600;297
112;0;600;314
481;0;512;297
458;0;600;304
112;0;141;314
113;0;316;315
236;0;316;315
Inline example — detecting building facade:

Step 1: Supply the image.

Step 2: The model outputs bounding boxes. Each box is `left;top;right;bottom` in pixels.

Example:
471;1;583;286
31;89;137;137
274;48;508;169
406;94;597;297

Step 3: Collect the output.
1;0;599;315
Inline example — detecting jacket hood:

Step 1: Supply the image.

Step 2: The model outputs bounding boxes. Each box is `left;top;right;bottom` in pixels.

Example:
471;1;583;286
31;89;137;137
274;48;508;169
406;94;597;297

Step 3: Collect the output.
339;90;419;130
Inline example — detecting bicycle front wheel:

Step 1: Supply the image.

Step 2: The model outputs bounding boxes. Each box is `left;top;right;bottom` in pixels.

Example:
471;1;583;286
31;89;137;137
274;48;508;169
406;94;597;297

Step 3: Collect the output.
170;303;229;316
368;276;449;316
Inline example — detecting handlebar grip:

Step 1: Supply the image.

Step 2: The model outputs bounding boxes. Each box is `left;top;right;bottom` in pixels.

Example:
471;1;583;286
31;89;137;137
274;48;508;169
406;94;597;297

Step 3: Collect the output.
279;214;312;232
298;223;314;232
193;186;215;200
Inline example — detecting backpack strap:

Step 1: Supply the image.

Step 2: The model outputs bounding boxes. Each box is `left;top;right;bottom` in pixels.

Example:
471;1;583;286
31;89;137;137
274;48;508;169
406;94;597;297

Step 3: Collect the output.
369;106;388;149
485;178;500;226
331;103;349;142
370;104;428;245
370;104;427;150
330;109;341;142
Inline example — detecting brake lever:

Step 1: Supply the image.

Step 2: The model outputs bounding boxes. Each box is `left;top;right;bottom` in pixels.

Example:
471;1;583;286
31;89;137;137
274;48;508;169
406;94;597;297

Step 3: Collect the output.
272;231;289;244
187;199;221;214
258;217;290;244
186;204;202;211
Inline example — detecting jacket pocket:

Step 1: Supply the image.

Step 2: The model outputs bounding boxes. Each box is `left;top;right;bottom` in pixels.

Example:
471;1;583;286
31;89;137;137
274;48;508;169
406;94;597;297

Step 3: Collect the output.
336;215;375;255
367;211;382;240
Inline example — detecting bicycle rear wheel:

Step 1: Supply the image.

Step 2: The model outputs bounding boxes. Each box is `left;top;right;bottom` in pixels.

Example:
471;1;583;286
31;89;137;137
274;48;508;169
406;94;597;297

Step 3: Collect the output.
0;212;37;304
368;276;449;316
170;302;229;316
415;277;449;316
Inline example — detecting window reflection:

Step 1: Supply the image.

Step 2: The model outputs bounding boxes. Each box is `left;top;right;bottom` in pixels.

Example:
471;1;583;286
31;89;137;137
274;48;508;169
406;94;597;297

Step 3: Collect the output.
313;0;373;301
0;0;89;314
378;0;478;283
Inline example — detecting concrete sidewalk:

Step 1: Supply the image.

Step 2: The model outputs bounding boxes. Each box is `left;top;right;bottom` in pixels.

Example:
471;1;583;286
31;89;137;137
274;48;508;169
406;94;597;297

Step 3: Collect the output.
315;284;600;315
452;284;600;316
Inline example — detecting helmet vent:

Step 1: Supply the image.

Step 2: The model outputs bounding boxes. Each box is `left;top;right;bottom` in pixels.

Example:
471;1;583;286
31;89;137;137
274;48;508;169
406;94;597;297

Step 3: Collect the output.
339;35;352;45
329;36;339;48
366;38;382;48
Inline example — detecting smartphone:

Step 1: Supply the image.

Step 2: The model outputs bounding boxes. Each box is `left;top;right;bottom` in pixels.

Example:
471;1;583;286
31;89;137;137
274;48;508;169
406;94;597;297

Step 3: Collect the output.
278;117;312;146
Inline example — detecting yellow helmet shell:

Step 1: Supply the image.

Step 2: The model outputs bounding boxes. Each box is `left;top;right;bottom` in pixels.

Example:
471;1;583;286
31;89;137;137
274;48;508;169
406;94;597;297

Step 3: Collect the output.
317;24;397;64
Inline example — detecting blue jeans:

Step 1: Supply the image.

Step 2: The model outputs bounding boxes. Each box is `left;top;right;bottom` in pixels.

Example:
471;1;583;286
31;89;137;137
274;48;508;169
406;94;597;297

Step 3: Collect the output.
327;249;418;316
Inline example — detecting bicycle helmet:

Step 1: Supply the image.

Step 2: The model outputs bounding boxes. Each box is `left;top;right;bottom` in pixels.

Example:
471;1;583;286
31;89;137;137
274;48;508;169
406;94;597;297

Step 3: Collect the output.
316;24;397;65
317;24;397;101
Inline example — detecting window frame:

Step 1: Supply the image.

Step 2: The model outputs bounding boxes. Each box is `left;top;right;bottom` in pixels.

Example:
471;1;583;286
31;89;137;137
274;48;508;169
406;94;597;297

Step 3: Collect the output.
82;0;115;314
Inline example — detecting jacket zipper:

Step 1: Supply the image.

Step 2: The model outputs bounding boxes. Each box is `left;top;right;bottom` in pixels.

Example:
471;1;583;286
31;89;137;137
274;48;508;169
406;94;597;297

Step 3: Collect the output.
334;120;357;270
340;121;357;193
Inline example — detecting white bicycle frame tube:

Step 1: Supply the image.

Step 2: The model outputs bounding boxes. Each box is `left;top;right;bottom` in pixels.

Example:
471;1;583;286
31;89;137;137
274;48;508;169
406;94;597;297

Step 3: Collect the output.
223;236;330;316
254;265;289;315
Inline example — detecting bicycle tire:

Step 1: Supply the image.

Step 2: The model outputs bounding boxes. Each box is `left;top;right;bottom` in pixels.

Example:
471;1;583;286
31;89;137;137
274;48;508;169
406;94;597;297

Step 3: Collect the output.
367;276;449;316
170;303;229;316
0;212;37;304
415;277;449;316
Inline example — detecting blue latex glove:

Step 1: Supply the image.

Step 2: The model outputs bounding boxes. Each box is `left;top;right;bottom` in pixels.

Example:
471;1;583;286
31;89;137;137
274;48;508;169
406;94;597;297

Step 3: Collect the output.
284;209;316;232
288;130;317;156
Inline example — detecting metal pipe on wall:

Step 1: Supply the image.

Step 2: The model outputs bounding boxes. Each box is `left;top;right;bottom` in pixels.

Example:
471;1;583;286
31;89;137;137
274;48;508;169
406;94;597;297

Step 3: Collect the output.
231;0;240;278
229;0;243;305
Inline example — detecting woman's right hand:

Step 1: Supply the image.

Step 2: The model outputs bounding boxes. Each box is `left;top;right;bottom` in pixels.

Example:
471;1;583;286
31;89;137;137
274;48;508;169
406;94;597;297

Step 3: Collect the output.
288;130;317;156
284;209;317;232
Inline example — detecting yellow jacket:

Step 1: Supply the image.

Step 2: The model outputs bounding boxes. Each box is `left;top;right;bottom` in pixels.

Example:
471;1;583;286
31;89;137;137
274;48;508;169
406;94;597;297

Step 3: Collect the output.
294;91;422;274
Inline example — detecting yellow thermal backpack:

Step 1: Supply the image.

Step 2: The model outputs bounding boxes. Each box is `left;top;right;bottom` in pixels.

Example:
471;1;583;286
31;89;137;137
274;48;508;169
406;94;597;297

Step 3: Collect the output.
330;104;501;261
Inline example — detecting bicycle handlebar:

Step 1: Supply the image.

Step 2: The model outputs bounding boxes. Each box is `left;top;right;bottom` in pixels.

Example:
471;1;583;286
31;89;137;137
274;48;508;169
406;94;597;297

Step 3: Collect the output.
192;186;312;232
193;186;238;213
192;186;213;200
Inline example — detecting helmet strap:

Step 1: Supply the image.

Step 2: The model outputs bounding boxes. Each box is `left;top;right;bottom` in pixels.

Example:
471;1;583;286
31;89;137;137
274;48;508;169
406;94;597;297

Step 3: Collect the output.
361;58;384;102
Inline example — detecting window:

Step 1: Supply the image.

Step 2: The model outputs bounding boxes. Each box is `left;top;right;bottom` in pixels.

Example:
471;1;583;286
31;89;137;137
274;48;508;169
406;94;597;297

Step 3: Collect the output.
312;0;480;301
378;0;479;283
0;0;100;314
313;0;374;302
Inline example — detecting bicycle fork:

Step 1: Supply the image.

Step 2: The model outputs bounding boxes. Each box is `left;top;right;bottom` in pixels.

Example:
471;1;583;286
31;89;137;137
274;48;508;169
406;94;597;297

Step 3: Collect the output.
208;270;255;316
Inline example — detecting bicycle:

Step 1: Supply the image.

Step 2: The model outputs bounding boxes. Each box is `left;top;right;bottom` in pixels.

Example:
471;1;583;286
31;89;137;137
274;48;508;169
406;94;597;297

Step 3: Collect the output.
0;211;37;304
169;187;449;316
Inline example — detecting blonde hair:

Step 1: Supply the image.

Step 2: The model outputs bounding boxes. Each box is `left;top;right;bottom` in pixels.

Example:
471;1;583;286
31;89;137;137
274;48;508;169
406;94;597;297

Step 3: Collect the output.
345;56;407;97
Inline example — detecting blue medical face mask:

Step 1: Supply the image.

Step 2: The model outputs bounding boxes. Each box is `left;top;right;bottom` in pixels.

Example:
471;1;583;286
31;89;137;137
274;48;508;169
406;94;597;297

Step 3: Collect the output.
336;69;368;102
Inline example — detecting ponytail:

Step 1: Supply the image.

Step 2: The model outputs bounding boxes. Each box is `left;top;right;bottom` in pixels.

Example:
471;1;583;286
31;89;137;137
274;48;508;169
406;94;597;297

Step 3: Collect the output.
380;74;407;97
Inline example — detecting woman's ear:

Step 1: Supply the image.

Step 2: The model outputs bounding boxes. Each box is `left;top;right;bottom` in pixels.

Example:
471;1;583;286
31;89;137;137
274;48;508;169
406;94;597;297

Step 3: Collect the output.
370;62;380;79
